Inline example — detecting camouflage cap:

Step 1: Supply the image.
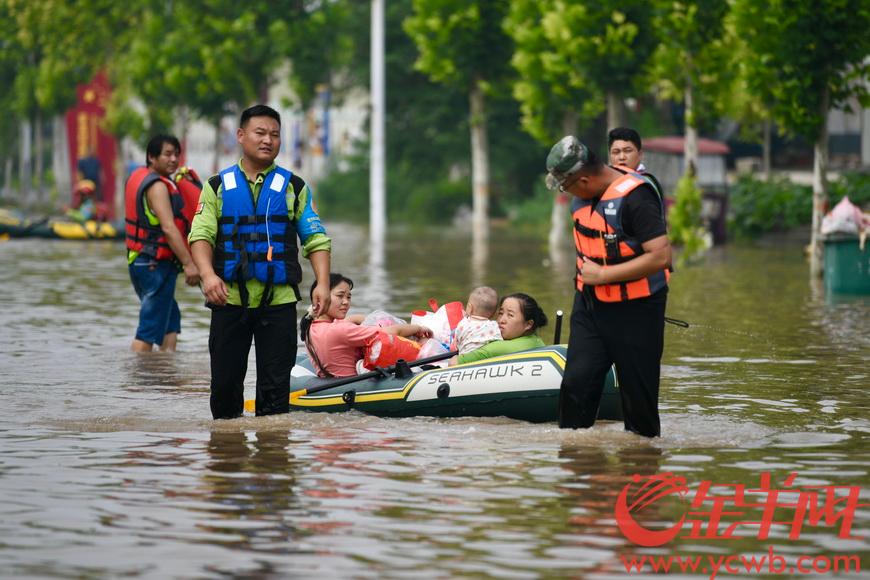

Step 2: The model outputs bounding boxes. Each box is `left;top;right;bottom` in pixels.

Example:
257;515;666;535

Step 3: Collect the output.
545;136;590;189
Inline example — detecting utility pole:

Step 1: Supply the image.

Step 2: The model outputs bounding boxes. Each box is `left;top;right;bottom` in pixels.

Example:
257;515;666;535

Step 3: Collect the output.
369;0;386;242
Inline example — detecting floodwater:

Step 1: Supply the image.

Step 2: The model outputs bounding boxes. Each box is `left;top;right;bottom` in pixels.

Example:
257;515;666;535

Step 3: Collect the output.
1;223;868;578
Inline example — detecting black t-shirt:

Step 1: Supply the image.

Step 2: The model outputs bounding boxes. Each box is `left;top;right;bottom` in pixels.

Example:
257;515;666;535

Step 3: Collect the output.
620;183;667;243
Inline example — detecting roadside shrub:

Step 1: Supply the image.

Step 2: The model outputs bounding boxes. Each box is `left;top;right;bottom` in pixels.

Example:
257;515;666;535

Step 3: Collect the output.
727;174;812;239
828;170;870;209
505;177;563;234
315;155;471;224
669;173;707;261
727;171;870;240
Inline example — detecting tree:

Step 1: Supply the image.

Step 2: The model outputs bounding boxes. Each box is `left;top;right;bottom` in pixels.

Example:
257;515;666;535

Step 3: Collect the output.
316;0;544;226
404;0;515;238
504;0;602;144
506;1;659;143
108;1;356;172
2;0;134;203
651;0;733;173
505;1;659;253
730;0;870;276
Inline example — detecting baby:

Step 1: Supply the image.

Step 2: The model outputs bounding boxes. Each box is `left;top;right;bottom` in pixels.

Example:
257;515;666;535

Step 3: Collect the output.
453;286;502;355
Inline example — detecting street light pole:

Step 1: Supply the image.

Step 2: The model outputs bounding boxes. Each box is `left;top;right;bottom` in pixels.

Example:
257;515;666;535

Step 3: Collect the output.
369;0;386;242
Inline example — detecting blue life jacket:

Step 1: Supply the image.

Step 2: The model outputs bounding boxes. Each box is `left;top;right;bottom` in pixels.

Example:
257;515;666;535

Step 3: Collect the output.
214;164;302;307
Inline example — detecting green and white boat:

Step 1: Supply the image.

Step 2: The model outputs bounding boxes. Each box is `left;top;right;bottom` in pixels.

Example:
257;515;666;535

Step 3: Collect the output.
246;345;622;423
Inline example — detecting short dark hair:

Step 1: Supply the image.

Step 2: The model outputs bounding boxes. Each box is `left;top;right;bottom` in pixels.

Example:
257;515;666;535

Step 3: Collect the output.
145;135;181;167
608;127;642;151
240;104;281;128
578;148;604;175
501;292;548;334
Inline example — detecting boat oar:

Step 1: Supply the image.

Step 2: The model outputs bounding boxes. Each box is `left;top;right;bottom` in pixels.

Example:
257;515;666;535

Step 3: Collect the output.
290;349;458;400
242;349;459;412
553;310;564;344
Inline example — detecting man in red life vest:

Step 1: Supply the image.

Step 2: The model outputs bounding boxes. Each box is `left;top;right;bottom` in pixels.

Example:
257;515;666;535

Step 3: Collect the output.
125;135;200;352
547;136;671;437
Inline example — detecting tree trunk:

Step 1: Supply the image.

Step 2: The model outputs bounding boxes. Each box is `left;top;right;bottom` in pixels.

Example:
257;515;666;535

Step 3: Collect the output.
762;118;772;181
469;79;489;239
34;110;44;206
809;88;830;278
549;111;576;258
213;117;222;175
177;107;189;167
3;157;12;199
52;115;72;206
606;91;624;132
683;84;698;177
259;82;269;105
560;110;578;137
19;119;32;205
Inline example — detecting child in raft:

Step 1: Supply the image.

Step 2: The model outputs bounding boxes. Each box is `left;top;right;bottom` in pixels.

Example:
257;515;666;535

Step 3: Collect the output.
299;273;432;378
452;286;502;356
452;293;548;365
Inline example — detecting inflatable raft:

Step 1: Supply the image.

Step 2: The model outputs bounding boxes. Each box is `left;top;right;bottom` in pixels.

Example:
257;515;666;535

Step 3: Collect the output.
244;345;622;423
0;216;123;240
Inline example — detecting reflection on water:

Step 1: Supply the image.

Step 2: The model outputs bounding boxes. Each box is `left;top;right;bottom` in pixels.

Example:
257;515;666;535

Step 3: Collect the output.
0;225;868;576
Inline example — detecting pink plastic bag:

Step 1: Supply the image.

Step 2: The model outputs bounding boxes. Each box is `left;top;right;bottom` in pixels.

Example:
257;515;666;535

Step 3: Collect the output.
361;310;407;328
821;196;866;235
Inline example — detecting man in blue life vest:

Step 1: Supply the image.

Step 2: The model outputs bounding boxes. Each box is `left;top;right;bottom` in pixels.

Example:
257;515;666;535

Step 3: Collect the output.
189;104;332;419
125;135;200;352
547;136;671;437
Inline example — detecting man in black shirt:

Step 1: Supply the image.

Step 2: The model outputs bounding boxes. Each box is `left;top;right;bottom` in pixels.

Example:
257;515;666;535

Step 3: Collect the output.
608;126;666;207
546;136;671;437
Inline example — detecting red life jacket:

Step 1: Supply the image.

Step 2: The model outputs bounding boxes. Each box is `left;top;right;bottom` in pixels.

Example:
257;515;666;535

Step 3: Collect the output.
124;167;193;261
363;332;422;370
173;166;203;229
572;171;669;302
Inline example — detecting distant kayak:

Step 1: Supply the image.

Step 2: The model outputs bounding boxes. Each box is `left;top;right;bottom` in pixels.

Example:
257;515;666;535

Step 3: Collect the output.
244;345;622;423
0;212;123;240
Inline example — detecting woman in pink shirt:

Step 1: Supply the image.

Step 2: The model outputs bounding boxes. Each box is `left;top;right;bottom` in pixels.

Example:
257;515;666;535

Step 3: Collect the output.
299;273;432;377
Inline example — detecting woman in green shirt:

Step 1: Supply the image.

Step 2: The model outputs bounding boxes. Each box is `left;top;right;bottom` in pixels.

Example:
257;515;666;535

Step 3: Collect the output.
457;293;549;364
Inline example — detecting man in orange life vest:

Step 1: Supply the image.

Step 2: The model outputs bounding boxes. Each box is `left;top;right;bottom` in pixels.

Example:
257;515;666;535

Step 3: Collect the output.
125;135;200;352
547;136;671;437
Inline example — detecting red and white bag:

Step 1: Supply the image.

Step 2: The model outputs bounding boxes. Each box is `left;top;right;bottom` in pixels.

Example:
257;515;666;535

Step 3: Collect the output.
410;299;464;350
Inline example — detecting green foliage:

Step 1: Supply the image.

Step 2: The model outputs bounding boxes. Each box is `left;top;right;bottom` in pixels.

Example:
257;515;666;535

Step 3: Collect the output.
505;178;563;234
315;0;544;225
504;1;602;143
828;171;870;208
105;1;356;139
504;0;657;144
404;0;514;90
668;172;706;260
315;153;470;225
312;157;370;222
727;174;812;239
728;172;870;240
4;0;134;116
730;0;870;142
651;0;734;131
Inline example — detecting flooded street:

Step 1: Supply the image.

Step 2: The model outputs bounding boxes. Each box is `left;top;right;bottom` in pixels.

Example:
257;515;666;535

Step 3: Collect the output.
1;223;868;578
